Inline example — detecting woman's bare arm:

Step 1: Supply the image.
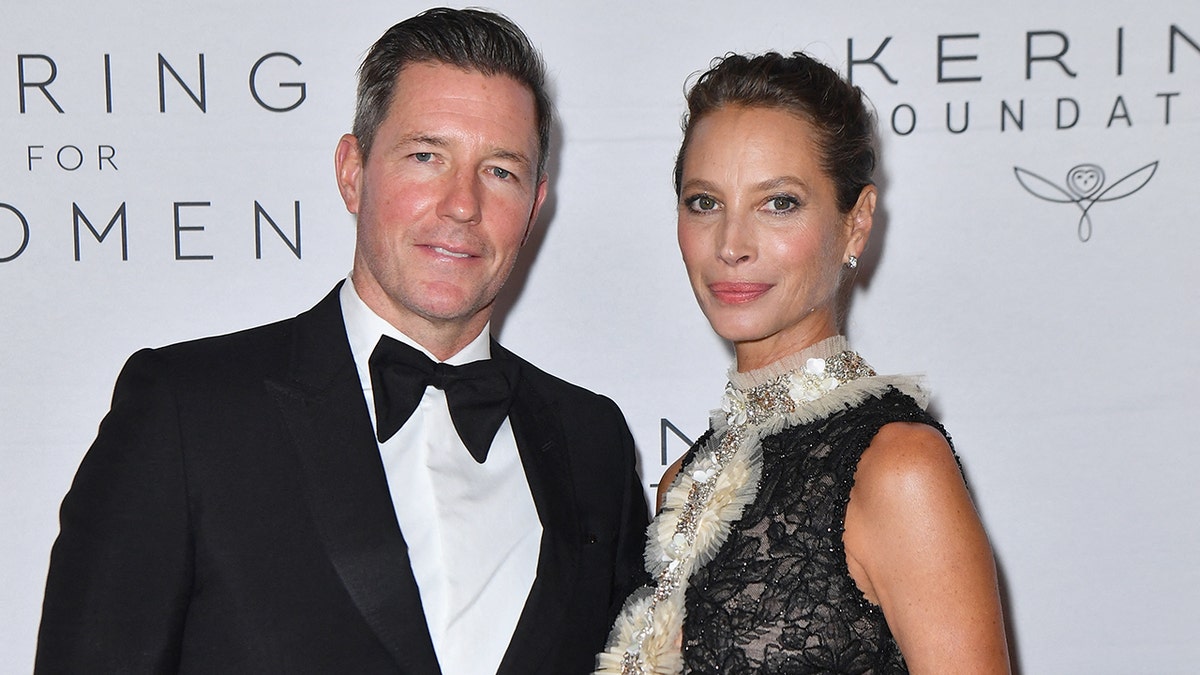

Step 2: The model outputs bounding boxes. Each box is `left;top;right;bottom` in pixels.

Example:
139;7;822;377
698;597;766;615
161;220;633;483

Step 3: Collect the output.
843;422;1010;674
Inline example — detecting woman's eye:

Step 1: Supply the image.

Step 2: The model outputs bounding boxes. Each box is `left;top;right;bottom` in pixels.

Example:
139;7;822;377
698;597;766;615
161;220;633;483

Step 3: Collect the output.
767;195;798;212
688;195;718;211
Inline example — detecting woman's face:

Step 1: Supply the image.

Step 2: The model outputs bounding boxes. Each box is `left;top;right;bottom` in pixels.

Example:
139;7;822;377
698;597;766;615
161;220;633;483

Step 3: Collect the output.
676;104;874;371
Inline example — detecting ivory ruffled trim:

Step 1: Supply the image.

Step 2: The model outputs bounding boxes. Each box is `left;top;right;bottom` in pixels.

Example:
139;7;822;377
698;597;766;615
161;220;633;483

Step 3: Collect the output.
598;405;763;675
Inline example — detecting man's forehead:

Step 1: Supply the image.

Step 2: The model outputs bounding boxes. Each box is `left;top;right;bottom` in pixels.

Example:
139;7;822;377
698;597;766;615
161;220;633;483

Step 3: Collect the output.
387;63;538;131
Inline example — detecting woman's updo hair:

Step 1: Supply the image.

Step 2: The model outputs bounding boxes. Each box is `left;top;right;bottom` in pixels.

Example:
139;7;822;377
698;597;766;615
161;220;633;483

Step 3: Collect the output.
674;51;877;214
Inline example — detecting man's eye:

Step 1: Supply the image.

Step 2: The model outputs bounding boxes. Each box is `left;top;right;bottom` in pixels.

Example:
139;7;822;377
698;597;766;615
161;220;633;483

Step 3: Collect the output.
492;167;512;180
413;152;433;162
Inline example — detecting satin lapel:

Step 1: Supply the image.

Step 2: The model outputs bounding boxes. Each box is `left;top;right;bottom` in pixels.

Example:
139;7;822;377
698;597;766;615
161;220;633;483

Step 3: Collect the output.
492;343;581;675
265;285;441;675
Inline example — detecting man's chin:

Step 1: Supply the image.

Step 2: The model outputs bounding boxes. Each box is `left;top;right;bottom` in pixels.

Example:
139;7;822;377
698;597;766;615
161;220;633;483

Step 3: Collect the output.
411;293;495;328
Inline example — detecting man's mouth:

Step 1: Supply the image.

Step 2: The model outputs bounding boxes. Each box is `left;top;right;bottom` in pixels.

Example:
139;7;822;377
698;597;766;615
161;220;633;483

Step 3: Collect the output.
430;245;471;259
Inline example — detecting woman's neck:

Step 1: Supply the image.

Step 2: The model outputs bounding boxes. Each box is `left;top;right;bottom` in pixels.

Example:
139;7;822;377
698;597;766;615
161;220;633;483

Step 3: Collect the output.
732;318;839;373
729;335;850;390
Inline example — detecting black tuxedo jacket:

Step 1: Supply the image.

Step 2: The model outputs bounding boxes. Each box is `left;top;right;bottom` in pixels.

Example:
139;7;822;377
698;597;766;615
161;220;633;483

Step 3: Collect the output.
36;285;649;674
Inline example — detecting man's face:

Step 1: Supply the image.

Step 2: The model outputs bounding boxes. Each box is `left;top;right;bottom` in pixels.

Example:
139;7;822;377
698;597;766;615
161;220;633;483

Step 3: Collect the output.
336;61;547;349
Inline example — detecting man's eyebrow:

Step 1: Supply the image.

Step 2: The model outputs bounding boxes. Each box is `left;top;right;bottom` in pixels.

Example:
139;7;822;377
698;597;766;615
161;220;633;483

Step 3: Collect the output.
398;133;450;148
490;148;533;168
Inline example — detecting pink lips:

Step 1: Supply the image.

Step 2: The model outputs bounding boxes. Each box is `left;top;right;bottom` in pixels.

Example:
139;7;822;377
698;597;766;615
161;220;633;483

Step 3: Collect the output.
708;281;772;304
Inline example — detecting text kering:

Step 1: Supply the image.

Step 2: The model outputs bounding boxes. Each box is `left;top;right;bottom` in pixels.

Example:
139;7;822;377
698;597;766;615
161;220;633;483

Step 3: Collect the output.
15;52;306;114
846;25;1199;85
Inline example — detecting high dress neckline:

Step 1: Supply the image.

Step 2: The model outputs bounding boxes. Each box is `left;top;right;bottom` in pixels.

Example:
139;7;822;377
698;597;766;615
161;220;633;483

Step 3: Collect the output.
719;335;875;428
598;335;920;675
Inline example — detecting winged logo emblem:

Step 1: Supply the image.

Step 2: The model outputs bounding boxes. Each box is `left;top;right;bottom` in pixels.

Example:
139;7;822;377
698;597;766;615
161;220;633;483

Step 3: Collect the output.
1013;161;1158;242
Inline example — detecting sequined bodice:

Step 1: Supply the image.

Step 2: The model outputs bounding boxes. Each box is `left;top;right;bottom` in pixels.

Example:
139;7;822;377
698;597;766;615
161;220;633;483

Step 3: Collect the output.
681;389;946;674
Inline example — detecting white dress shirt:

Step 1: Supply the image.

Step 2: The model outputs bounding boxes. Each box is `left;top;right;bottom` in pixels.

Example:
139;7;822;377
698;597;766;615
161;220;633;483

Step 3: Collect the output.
340;279;541;675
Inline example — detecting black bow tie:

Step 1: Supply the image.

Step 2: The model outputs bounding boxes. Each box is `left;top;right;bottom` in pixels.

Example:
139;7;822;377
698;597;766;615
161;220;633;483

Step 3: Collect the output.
368;336;520;463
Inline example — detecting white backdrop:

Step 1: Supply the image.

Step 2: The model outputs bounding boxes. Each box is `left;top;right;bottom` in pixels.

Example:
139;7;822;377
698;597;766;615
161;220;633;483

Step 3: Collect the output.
3;1;1198;672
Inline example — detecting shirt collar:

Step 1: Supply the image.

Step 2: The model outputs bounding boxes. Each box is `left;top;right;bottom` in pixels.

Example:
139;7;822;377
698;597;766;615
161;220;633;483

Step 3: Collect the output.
340;277;493;384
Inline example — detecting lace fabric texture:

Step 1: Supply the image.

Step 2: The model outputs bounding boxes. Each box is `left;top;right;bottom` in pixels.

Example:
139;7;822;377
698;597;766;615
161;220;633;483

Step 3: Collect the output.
682;389;948;674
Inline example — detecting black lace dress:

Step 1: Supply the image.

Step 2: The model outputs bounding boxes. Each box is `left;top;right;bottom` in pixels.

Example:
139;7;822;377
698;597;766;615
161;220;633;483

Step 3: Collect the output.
681;388;948;674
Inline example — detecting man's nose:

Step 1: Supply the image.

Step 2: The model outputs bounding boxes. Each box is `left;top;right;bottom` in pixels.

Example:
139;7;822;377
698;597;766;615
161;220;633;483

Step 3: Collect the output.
438;168;483;224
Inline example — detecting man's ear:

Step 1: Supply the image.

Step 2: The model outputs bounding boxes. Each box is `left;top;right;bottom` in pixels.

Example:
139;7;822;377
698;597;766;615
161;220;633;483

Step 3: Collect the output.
522;174;549;246
334;134;364;214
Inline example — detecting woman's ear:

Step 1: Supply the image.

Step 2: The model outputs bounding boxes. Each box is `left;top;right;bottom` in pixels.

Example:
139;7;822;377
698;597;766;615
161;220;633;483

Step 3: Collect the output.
844;184;877;263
